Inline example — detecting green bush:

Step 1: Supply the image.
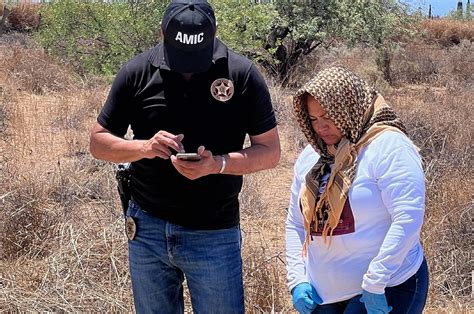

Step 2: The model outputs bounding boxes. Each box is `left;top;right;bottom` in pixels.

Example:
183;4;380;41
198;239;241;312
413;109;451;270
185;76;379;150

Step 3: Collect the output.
265;0;419;84
35;0;418;84
211;0;277;63
35;0;275;77
35;0;167;77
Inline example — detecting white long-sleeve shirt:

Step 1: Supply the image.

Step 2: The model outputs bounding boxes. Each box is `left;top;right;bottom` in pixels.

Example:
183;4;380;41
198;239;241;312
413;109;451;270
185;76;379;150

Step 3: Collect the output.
286;131;425;304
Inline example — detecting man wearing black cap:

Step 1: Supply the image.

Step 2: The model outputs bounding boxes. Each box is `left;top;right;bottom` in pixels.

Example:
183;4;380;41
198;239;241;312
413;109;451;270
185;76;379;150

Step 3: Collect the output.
89;0;280;312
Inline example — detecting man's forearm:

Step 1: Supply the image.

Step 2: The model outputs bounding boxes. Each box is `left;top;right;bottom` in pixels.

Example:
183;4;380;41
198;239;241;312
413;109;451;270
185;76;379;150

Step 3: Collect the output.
90;131;146;163
222;143;280;175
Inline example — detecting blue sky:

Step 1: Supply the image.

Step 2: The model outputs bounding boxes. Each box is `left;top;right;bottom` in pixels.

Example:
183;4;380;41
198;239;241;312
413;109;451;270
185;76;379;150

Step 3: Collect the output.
403;0;464;16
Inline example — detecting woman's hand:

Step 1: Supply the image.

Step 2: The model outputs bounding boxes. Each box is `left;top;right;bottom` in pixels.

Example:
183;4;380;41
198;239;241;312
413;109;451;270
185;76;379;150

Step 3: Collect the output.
291;282;322;314
360;289;392;314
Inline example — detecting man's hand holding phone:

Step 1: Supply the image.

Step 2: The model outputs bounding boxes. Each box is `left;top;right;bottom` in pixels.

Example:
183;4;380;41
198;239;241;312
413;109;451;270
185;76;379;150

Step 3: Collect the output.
171;146;222;180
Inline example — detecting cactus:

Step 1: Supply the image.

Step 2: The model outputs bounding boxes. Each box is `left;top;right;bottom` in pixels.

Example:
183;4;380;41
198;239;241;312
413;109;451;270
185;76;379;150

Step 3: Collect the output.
467;0;472;20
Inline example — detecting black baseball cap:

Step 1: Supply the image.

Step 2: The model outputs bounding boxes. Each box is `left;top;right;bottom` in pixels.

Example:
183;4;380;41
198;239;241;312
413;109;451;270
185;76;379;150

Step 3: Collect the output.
161;0;217;73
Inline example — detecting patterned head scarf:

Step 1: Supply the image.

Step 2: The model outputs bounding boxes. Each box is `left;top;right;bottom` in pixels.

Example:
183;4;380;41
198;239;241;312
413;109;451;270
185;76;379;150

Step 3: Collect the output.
293;66;407;255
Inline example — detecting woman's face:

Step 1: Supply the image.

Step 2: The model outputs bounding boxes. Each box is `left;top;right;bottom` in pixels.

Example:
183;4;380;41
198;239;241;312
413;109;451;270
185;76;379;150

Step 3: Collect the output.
307;95;343;145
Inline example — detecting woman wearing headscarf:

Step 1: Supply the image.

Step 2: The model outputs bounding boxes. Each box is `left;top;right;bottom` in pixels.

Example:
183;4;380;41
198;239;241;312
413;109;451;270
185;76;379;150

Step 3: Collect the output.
285;67;429;314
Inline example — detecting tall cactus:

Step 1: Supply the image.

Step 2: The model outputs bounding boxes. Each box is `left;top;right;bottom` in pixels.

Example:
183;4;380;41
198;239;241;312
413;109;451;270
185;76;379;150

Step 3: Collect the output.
457;0;463;18
467;0;472;20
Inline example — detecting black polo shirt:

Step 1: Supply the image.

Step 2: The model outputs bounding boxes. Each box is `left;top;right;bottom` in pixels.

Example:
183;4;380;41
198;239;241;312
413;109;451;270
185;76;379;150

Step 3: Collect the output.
97;39;276;229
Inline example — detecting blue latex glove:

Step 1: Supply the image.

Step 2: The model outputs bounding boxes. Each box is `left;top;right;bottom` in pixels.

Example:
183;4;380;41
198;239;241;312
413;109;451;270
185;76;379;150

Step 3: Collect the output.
360;289;393;314
291;282;322;314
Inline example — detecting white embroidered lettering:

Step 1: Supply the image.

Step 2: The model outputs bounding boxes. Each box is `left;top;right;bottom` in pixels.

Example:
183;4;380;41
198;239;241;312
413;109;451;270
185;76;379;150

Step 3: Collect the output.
175;32;205;45
197;33;204;43
183;33;194;44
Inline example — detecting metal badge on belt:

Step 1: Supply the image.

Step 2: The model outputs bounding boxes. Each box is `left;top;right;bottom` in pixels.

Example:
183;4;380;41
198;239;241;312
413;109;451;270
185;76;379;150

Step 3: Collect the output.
125;217;136;240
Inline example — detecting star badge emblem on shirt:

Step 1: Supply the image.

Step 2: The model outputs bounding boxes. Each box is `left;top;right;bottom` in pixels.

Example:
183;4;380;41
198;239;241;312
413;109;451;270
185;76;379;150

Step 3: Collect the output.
211;78;234;102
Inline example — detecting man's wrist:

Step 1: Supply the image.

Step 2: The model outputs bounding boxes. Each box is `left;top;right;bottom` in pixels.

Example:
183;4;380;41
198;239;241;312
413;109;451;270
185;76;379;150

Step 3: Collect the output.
218;155;226;174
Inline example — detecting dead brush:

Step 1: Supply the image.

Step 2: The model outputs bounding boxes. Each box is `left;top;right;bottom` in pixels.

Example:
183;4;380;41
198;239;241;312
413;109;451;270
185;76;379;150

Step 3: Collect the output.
1;190;58;260
388;84;473;310
441;40;474;84
421;19;474;46
240;170;294;312
269;82;306;162
2;43;74;95
5;3;41;32
391;43;444;84
0;208;132;312
242;228;291;313
0;83;9;134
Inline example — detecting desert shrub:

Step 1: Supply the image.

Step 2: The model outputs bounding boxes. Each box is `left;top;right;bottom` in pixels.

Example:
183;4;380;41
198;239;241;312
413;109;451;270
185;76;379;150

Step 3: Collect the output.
442;39;474;83
35;0;167;76
1;42;74;94
34;0;275;77
391;43;442;84
1;195;59;260
420;19;474;46
385;38;473;86
389;84;473;308
242;231;289;312
34;0;418;84
264;1;418;84
211;0;276;63
0;150;116;259
5;3;41;32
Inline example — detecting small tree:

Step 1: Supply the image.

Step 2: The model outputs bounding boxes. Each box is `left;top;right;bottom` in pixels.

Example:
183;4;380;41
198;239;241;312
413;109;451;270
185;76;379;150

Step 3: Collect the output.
457;0;463;19
336;0;418;83
260;0;417;85
467;0;472;20
211;0;277;63
263;0;340;84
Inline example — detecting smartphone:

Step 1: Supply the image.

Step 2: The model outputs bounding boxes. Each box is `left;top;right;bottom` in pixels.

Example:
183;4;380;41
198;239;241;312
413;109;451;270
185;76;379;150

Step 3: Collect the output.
176;153;201;161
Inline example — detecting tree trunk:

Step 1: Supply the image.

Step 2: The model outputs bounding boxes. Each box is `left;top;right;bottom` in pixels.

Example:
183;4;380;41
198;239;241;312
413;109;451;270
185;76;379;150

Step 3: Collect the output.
376;47;392;84
0;6;10;35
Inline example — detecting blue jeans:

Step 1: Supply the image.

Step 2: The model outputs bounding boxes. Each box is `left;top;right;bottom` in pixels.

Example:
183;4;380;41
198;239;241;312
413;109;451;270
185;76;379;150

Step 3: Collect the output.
126;200;245;314
312;258;429;314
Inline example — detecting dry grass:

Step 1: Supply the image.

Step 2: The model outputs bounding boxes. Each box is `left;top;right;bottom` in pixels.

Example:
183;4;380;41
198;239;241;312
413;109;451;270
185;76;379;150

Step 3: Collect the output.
386;85;473;312
0;32;472;312
1;2;41;33
1;40;74;94
421;19;474;46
